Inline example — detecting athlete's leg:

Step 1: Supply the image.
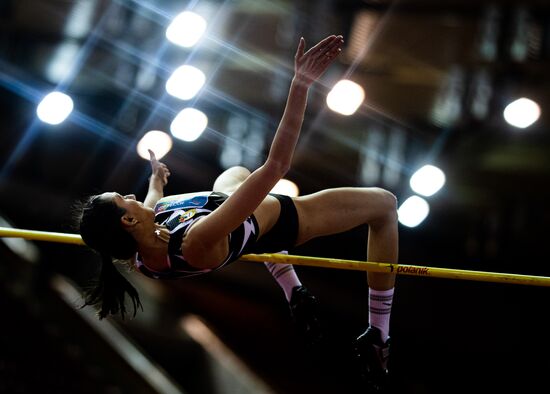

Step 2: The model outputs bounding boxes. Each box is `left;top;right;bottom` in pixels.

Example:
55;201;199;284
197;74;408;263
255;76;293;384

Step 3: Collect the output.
293;187;397;385
294;187;397;330
294;187;398;290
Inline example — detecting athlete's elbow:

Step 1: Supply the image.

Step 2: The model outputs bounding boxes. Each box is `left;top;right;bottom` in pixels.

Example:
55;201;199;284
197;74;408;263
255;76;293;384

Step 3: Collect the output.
264;159;290;178
182;232;225;270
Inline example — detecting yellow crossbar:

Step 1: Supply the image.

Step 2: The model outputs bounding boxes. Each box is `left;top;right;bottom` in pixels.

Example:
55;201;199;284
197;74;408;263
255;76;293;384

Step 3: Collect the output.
1;226;549;287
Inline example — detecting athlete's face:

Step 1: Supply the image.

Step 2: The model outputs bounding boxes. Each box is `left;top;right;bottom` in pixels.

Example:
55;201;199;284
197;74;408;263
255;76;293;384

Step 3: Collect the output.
100;192;155;223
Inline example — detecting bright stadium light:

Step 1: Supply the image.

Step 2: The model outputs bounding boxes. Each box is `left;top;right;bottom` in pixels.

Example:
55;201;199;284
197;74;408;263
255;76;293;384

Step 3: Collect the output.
410;165;446;197
326;79;365;115
170;108;208;142
165;65;206;100
46;41;79;83
36;92;74;125
136;130;173;160
503;98;541;129
166;11;207;48
398;196;430;228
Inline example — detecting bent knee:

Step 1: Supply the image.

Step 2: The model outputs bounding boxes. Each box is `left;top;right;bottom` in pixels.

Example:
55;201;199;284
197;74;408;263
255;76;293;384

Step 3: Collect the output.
225;166;251;178
213;166;251;192
369;187;398;221
378;188;398;210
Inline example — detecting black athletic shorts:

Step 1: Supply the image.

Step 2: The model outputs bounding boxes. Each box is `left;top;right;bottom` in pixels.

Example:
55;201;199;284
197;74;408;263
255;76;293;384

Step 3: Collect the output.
248;193;299;254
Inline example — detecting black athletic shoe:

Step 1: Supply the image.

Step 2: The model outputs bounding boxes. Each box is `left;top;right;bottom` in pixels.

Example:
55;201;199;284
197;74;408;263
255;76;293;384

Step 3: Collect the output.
353;326;391;392
289;286;323;347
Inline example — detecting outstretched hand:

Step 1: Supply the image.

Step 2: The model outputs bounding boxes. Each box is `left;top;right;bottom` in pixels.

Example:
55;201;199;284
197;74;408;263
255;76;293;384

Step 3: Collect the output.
294;35;344;86
148;149;170;186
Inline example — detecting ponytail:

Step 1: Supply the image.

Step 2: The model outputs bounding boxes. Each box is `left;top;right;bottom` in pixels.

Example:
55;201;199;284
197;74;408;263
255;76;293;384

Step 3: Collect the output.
82;253;142;319
77;195;143;319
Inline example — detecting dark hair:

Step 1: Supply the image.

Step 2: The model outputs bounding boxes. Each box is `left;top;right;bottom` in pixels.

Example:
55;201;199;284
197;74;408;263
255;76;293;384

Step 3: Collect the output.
77;195;142;319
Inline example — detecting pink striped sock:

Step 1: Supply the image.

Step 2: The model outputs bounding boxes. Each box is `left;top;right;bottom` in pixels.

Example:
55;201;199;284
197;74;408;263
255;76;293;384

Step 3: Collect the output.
264;261;302;302
368;287;394;342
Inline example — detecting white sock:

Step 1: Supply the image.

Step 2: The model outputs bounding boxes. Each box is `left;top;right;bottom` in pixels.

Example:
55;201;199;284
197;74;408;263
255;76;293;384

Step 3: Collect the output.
368;287;394;342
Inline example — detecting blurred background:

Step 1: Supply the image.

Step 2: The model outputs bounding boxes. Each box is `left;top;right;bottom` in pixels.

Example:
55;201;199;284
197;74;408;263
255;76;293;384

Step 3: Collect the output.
1;0;549;393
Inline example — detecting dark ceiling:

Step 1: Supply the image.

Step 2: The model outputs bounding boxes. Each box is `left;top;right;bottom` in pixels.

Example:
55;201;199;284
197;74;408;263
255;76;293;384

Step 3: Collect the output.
1;0;549;269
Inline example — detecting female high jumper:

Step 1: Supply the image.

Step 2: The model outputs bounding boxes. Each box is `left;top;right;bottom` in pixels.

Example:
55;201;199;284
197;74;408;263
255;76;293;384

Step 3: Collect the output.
78;34;397;390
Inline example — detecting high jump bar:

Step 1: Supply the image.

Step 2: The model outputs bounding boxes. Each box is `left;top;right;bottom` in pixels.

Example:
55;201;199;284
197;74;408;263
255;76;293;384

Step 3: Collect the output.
1;226;549;287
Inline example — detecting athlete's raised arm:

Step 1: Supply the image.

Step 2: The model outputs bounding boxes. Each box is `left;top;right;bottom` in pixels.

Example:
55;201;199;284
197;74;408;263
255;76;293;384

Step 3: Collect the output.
143;149;171;209
183;34;344;265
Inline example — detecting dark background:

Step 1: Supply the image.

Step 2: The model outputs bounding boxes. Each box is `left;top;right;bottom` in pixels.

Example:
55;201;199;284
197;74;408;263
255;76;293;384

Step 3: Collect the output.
1;0;550;393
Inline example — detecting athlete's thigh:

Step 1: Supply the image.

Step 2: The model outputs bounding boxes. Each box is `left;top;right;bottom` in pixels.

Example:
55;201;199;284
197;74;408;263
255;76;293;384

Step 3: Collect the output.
293;187;396;245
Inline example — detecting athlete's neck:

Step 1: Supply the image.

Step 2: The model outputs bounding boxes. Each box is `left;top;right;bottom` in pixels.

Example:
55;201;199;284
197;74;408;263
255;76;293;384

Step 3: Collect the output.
134;223;170;270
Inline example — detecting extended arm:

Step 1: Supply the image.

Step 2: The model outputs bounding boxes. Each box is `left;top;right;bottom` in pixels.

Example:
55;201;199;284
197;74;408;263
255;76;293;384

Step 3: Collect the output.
143;150;171;209
184;35;344;264
267;35;343;172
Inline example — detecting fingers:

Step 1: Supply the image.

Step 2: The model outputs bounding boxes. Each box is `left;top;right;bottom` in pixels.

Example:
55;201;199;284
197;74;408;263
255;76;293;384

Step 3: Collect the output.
308;34;338;54
162;164;171;185
316;35;343;60
295;37;305;59
294;34;344;85
300;34;343;65
148;148;171;184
